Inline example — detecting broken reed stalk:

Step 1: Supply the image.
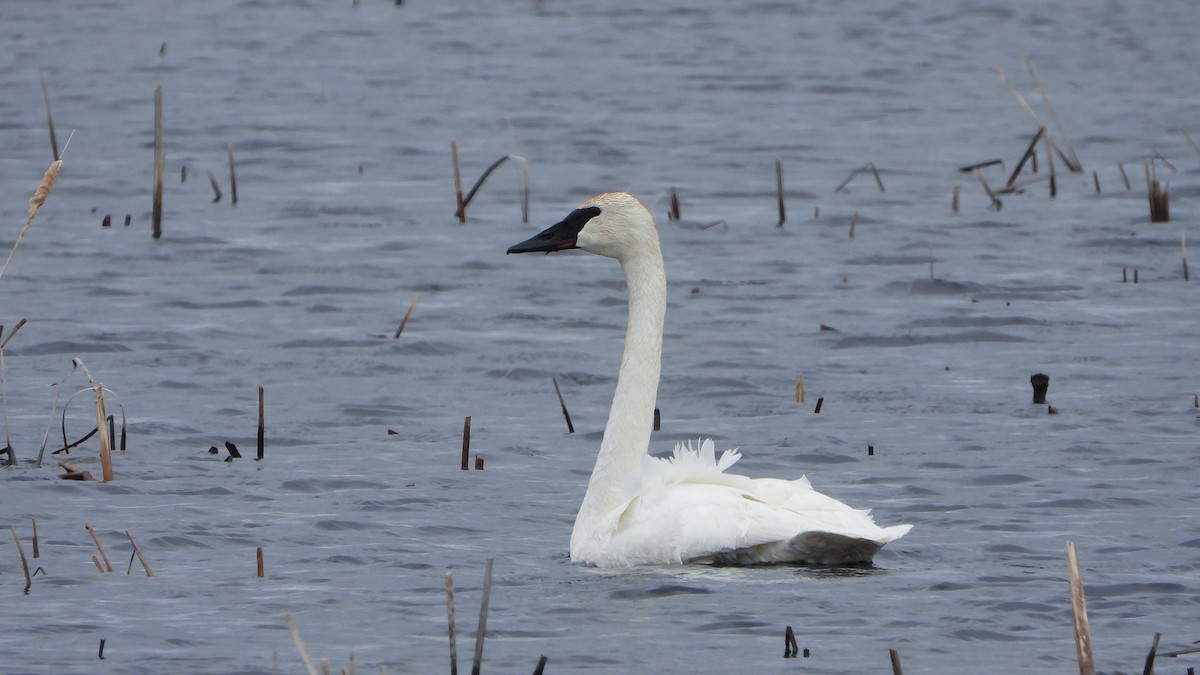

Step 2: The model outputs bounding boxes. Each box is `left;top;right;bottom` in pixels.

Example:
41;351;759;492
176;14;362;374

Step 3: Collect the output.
1006;127;1046;188
451;140;465;223
867;162;886;192
1;158;64;281
1148;170;1170;222
283;613;321;675
1093;171;1101;193
393;293;419;339
795;375;804;403
783;626;798;658
1142;632;1161;675
471;557;494;675
39;70;59;161
207;169;222;202
459;155;512;219
86;521;114;572
517;154;530;223
153;86;164;239
125;530;154;577
1067;541;1096;675
1183;130;1200;155
775;157;786;226
973;169;1002;209
1180;229;1190;279
10;526;32;593
257;385;265;460
1022;55;1082;172
257;546;264;577
551;377;575;433
446;571;458;675
951;185;960;212
889;648;905;675
95;384;113;482
813;397;824;414
667;187;681;221
460;416;471;471
1044;130;1057;198
31;517;39;558
227;143;238;206
532;655;548;674
848;210;858;238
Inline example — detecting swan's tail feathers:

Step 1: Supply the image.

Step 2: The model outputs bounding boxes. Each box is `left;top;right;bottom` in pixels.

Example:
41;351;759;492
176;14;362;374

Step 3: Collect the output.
879;523;913;543
669;438;741;473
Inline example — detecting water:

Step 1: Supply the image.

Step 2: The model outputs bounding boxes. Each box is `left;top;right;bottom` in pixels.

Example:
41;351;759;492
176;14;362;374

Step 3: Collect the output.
2;1;1199;673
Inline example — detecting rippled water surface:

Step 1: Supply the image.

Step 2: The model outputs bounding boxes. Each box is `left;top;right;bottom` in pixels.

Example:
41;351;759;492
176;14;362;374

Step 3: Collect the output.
2;1;1199;673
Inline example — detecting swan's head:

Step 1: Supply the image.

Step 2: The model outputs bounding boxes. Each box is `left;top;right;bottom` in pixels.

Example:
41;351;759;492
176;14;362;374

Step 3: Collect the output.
507;192;659;262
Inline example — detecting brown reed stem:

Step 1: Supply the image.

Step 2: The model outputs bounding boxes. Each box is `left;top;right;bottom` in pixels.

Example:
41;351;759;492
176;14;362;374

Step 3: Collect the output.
125;530;154;577
1067;541;1095;675
775;157;786;226
393;293;419;339
460;416;471;471
31;517;39;558
207;169;222;203
667;187;680;221
951;185;960;212
784;626;798;658
227;143;238;206
867;162;885;192
848;210;858;238
532;655;549;674
446;571;458;675
552;377;575;433
86;522;114;572
153;86;164;239
39;70;59;161
1022;55;1082;171
471;557;494;675
474;455;484;470
10;526;32;593
91;555;103;572
1142;632;1161;675
1006;127;1045;189
973;168;1002;209
460;155;512;219
257;546;264;578
257;385;265;460
795;376;805;403
813;397;824;414
1044;131;1057;198
1184;130;1200;155
95;385;112;482
451;140;465;223
1093;171;1101;193
283;612;320;675
889;648;905;675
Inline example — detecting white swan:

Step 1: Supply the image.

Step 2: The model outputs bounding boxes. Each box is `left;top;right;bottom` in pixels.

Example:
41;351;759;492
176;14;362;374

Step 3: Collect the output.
508;192;911;567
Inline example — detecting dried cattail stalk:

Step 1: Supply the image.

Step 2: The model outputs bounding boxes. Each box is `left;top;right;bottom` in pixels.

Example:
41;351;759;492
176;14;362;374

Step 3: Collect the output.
227;143;238;206
393;293;419;339
446;571;458;675
153;86;164;239
795;375;805;403
257;385;265;460
1;159;63;281
775;157;786;226
1022;55;1082;172
1005;127;1045;189
125;530;154;577
1067;541;1095;675
31;517;39;558
460;416;471;471
95;385;113;482
451;139;465;223
284;613;320;675
10;526;32;592
86;521;114;572
257;546;264;577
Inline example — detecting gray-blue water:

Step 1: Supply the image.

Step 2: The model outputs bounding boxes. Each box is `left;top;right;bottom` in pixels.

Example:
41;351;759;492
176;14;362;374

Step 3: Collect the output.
2;1;1199;673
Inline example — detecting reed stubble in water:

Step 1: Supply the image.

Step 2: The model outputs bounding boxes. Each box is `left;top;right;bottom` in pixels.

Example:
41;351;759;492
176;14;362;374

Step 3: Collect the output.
152;86;163;239
10;526;32;593
775;157;786;226
257;385;265;460
552;377;574;433
227;143;238;205
86;521;114;572
1067;541;1095;675
125;530;154;577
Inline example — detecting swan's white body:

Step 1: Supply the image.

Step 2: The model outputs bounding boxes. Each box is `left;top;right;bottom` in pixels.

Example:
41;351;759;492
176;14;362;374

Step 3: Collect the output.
509;192;911;567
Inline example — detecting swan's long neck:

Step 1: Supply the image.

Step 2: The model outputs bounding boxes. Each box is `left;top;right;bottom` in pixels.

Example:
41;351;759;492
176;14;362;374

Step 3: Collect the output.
574;247;666;528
